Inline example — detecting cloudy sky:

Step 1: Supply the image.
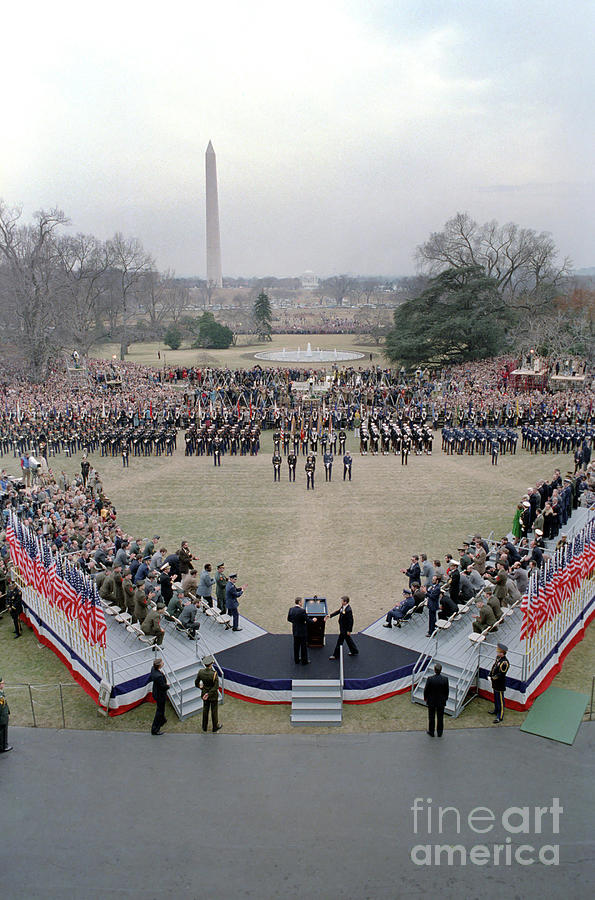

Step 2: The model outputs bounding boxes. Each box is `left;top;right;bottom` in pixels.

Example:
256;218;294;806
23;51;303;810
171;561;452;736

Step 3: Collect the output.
2;0;593;277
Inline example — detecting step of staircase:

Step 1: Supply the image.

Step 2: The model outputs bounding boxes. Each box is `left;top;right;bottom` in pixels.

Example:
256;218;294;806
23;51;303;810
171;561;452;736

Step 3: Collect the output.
290;708;343;726
291;679;343;726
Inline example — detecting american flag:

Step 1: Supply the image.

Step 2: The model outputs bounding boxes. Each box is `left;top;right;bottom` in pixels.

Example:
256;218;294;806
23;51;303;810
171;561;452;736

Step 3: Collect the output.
586;520;595;576
543;558;557;621
520;573;537;640
569;535;582;595
75;570;92;642
54;557;78;620
536;569;548;631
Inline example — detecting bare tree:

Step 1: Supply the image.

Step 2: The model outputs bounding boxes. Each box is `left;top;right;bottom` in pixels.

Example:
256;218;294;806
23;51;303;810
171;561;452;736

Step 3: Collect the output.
320;274;357;306
0;202;69;380
416;213;571;309
196;279;218;310
107;233;153;359
55;233;112;355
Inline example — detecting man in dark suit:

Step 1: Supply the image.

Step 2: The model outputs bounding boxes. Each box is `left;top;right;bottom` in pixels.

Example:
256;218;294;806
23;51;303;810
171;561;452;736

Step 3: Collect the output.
423;663;449;737
287;597;309;665
149;658;169;736
326;595;358;658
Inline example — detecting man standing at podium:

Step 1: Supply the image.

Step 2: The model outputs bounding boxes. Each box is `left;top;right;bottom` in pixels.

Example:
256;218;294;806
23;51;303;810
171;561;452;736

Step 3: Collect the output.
326;595;359;658
287;597;309;665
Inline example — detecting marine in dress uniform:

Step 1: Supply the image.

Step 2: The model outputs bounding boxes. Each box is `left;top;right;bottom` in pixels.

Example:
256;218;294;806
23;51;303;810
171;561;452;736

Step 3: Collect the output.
489;642;510;723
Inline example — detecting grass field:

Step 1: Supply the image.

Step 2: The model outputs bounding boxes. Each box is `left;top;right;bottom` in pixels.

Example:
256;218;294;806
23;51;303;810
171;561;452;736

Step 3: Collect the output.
2;431;593;735
90;333;384;370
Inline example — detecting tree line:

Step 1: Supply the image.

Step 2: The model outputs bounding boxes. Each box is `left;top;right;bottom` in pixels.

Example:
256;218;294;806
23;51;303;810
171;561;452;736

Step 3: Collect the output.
385;213;593;367
0;202;192;380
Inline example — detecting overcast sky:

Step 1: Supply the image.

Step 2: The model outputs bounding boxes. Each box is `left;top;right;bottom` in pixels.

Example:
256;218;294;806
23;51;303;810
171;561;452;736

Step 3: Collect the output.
2;0;593;278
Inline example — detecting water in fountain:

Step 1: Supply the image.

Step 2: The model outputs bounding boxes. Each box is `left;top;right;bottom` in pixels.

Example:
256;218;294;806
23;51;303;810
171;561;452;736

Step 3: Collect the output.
306;342;312;356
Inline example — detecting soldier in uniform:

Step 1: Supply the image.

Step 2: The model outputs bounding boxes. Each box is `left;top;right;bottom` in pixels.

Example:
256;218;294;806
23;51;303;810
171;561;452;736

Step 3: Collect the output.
287;451;297;482
272;451;282;482
7;583;23;638
472;597;497;633
323;449;333;481
141;600;166;645
305;455;315;490
343;450;352;481
195;655;222;732
489;642;510;723
0;677;12;752
215;563;228;614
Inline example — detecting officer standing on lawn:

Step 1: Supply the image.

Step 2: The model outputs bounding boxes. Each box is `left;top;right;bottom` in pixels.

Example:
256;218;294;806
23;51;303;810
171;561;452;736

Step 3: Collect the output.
287;451;297;482
196;655;222;732
215;563;228;614
0;677;12;752
489;642;510;724
8;583;23;638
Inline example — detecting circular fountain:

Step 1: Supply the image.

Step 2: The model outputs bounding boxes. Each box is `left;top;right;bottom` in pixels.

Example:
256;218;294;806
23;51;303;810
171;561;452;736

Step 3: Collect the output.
255;341;364;363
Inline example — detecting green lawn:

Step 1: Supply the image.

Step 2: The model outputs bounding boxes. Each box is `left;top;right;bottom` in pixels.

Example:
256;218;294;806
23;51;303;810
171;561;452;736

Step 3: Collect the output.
90;333;383;371
2;429;593;734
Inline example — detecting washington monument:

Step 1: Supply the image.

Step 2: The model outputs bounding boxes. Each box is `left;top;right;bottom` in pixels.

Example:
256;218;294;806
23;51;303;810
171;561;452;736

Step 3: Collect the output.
205;140;223;288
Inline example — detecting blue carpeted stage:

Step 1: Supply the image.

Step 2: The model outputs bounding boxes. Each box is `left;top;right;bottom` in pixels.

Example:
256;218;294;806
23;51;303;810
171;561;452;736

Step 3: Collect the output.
216;633;420;703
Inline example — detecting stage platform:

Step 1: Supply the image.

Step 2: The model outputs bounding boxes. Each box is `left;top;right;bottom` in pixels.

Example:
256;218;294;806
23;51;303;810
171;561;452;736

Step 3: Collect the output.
216;633;420;703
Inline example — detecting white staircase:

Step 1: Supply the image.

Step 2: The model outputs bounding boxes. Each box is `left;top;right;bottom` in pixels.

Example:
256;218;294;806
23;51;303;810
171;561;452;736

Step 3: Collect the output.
291;679;343;726
162;653;224;721
412;653;479;718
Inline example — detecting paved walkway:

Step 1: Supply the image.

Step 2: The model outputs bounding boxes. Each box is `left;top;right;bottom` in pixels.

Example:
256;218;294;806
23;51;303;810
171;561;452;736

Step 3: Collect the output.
1;723;593;899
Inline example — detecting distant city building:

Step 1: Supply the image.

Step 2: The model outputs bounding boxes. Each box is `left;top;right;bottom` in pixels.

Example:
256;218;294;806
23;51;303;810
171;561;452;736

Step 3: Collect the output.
300;270;319;289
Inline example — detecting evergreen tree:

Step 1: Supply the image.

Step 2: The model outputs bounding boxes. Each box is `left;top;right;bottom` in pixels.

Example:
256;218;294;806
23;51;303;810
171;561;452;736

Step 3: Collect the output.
192;312;233;349
385;266;513;367
253;291;273;341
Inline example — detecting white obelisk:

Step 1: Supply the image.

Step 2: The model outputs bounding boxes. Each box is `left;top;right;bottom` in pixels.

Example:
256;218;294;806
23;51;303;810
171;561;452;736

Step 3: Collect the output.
205;140;223;288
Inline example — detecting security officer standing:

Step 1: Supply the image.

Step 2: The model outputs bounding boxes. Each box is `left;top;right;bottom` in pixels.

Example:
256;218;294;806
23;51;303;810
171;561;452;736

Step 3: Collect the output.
489;642;510;724
149;658;168;736
0;677;11;752
8;583;23;638
195;655;222;732
423;662;449;737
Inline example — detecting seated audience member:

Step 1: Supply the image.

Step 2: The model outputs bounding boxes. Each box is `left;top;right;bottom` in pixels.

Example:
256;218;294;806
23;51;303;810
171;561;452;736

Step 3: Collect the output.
383;589;416;628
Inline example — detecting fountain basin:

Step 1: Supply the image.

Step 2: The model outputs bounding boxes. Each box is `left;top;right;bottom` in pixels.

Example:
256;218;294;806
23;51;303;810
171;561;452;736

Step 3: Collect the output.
254;346;365;363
